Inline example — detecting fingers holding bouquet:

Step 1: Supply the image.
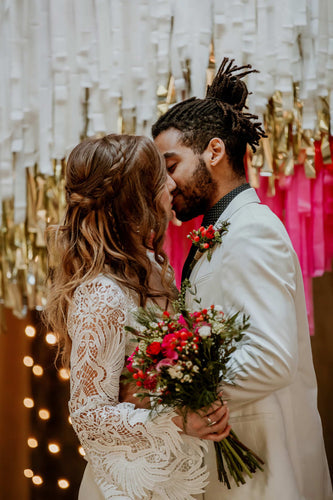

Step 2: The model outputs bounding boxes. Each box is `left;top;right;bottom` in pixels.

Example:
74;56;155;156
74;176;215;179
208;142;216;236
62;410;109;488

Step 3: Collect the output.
203;399;232;442
173;396;231;441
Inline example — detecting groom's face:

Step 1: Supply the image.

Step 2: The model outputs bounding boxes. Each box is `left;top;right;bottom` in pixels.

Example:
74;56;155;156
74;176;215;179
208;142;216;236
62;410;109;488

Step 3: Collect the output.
154;128;216;222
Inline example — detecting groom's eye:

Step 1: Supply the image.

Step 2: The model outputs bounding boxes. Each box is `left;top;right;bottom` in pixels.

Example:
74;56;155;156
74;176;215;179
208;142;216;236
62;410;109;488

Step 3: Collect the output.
167;163;177;174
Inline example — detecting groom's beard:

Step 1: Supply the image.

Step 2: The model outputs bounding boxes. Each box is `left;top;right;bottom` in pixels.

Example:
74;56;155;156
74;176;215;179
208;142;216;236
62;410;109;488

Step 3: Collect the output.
172;157;217;222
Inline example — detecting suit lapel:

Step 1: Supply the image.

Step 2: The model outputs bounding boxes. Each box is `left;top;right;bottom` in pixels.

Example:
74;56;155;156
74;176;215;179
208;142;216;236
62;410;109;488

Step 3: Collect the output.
215;188;260;227
181;189;261;282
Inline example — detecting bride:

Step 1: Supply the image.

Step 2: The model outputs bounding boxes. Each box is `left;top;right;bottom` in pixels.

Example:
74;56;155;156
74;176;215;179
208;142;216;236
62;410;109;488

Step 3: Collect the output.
44;134;230;499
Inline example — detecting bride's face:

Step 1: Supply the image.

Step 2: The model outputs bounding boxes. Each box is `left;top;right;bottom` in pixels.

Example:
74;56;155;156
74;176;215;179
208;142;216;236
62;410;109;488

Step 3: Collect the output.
158;174;176;221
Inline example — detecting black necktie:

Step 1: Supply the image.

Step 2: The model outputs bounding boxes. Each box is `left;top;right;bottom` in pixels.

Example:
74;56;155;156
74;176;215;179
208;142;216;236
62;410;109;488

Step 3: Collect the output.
181;241;200;282
180;183;251;283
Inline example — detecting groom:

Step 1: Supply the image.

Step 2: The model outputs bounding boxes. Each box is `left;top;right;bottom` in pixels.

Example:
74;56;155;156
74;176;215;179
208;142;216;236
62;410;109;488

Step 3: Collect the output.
153;59;332;499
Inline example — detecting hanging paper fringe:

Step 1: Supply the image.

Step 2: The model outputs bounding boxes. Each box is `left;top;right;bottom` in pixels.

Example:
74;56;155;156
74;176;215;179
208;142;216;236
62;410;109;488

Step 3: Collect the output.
1;0;333;333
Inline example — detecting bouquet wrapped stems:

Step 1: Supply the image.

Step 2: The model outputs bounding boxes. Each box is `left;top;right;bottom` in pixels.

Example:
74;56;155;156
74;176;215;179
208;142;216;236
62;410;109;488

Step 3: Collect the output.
185;390;264;489
214;424;264;488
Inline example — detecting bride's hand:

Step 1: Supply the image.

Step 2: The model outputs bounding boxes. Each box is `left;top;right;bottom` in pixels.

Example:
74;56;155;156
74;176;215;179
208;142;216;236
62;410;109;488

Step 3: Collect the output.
119;377;151;409
172;397;231;442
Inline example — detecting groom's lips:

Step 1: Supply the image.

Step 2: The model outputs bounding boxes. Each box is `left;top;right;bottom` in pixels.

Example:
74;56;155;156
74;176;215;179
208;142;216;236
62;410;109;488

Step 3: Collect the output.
172;190;181;205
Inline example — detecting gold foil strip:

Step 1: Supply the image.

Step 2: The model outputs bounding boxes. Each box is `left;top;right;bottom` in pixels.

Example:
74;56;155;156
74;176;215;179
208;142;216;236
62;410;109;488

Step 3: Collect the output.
1;63;333;320
284;149;295;176
0;155;68;320
318;97;332;165
261;137;274;176
246;146;260;188
300;130;316;179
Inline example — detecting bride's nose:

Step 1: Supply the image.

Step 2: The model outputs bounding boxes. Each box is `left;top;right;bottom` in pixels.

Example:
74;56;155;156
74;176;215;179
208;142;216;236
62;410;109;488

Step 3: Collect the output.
166;174;176;193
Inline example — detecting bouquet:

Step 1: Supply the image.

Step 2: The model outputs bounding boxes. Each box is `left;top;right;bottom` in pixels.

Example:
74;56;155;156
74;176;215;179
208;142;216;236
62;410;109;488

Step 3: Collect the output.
124;282;264;489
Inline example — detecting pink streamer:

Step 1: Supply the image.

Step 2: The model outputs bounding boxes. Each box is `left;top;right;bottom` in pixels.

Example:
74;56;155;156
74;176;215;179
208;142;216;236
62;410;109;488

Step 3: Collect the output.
165;141;333;335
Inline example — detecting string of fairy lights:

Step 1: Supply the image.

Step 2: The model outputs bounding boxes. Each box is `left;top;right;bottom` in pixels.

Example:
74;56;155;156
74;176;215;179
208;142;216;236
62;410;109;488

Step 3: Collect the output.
21;323;85;495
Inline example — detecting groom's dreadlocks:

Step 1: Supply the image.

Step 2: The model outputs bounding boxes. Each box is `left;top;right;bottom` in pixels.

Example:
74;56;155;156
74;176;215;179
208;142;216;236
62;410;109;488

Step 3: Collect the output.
152;58;267;177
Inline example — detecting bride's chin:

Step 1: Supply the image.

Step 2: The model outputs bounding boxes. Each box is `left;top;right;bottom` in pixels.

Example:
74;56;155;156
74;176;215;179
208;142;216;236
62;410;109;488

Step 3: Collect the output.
170;209;182;226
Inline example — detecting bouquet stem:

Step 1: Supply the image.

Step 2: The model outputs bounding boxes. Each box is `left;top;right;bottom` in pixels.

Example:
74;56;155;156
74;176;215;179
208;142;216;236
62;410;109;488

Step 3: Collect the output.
214;430;264;488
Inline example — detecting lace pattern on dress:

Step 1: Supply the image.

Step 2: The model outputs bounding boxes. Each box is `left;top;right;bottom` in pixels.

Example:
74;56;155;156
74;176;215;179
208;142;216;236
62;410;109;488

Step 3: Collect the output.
68;275;208;499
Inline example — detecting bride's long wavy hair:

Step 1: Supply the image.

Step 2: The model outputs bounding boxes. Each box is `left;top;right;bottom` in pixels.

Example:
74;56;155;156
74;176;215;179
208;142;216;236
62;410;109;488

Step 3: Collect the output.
44;134;176;366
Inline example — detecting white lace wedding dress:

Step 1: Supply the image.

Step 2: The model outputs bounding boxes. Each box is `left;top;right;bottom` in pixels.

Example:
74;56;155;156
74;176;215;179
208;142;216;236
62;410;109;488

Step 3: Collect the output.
67;275;208;499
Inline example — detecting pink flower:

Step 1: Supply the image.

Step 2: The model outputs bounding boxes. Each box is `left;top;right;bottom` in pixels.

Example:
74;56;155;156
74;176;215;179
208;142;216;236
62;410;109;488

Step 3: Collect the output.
126;360;135;372
156;357;177;371
126;346;139;372
178;315;188;327
161;333;179;359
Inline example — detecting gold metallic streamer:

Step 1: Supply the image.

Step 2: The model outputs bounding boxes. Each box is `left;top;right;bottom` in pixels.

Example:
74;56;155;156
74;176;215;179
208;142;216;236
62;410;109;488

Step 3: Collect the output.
1;58;333;320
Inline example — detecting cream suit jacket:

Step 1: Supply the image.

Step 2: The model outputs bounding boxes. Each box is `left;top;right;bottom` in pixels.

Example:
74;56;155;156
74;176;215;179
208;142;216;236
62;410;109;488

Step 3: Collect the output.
187;188;332;500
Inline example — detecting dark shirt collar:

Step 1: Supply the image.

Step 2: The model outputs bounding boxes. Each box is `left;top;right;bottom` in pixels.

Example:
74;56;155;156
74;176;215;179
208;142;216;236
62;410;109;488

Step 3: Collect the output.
202;183;251;227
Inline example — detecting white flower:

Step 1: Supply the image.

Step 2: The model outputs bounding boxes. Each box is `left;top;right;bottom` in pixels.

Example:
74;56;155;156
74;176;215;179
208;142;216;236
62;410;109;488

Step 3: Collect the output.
185;361;193;368
168;365;183;379
181;374;192;383
198;325;212;338
192;365;199;373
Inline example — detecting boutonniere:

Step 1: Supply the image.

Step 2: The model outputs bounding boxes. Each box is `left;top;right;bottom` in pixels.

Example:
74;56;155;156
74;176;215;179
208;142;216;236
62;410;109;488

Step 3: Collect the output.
187;221;230;267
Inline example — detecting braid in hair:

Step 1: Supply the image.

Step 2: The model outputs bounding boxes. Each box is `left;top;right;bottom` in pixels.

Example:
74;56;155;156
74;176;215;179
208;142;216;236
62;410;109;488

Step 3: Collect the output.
152;57;267;176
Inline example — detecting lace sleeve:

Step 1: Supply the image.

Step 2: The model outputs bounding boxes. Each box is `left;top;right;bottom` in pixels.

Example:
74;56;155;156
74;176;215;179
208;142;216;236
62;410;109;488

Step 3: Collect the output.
68;277;208;500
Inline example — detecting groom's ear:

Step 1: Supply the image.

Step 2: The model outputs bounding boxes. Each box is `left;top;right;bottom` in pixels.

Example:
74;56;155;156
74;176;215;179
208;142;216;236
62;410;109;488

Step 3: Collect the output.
206;138;226;166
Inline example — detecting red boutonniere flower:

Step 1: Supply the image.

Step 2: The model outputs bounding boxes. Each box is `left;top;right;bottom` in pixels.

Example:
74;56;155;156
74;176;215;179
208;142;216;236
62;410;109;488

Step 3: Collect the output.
187;221;229;265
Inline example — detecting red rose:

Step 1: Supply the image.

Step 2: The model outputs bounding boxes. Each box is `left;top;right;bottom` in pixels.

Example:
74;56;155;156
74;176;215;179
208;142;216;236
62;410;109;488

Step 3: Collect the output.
143;374;157;390
146;342;161;356
203;243;210;249
161;333;178;358
206;229;215;239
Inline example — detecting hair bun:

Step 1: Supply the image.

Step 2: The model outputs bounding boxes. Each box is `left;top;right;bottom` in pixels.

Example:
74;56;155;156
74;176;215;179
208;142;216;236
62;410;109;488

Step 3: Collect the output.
205;57;258;110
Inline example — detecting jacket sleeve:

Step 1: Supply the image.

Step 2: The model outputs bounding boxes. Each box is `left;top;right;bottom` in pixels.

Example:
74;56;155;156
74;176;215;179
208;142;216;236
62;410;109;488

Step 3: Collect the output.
196;216;299;411
68;278;207;499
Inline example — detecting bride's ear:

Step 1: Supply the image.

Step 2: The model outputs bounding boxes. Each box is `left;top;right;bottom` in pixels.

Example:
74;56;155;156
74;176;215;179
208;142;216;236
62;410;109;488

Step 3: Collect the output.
206;138;226;166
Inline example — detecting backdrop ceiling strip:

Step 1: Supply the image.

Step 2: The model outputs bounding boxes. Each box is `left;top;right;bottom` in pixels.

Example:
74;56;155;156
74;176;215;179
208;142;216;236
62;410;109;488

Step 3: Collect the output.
0;0;332;332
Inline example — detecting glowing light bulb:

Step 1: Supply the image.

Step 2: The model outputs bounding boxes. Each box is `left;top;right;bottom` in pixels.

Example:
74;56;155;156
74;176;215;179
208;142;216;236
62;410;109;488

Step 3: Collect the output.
45;333;57;345
32;475;43;485
59;368;70;380
27;438;38;448
23;398;34;408
25;326;36;337
48;443;60;454
24;469;34;478
58;479;70;489
32;365;43;376
39;409;50;420
23;356;34;367
78;446;85;456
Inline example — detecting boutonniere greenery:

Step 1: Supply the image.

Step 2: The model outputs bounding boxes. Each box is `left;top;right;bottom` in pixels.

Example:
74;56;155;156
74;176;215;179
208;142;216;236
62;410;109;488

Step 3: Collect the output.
187;221;230;267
